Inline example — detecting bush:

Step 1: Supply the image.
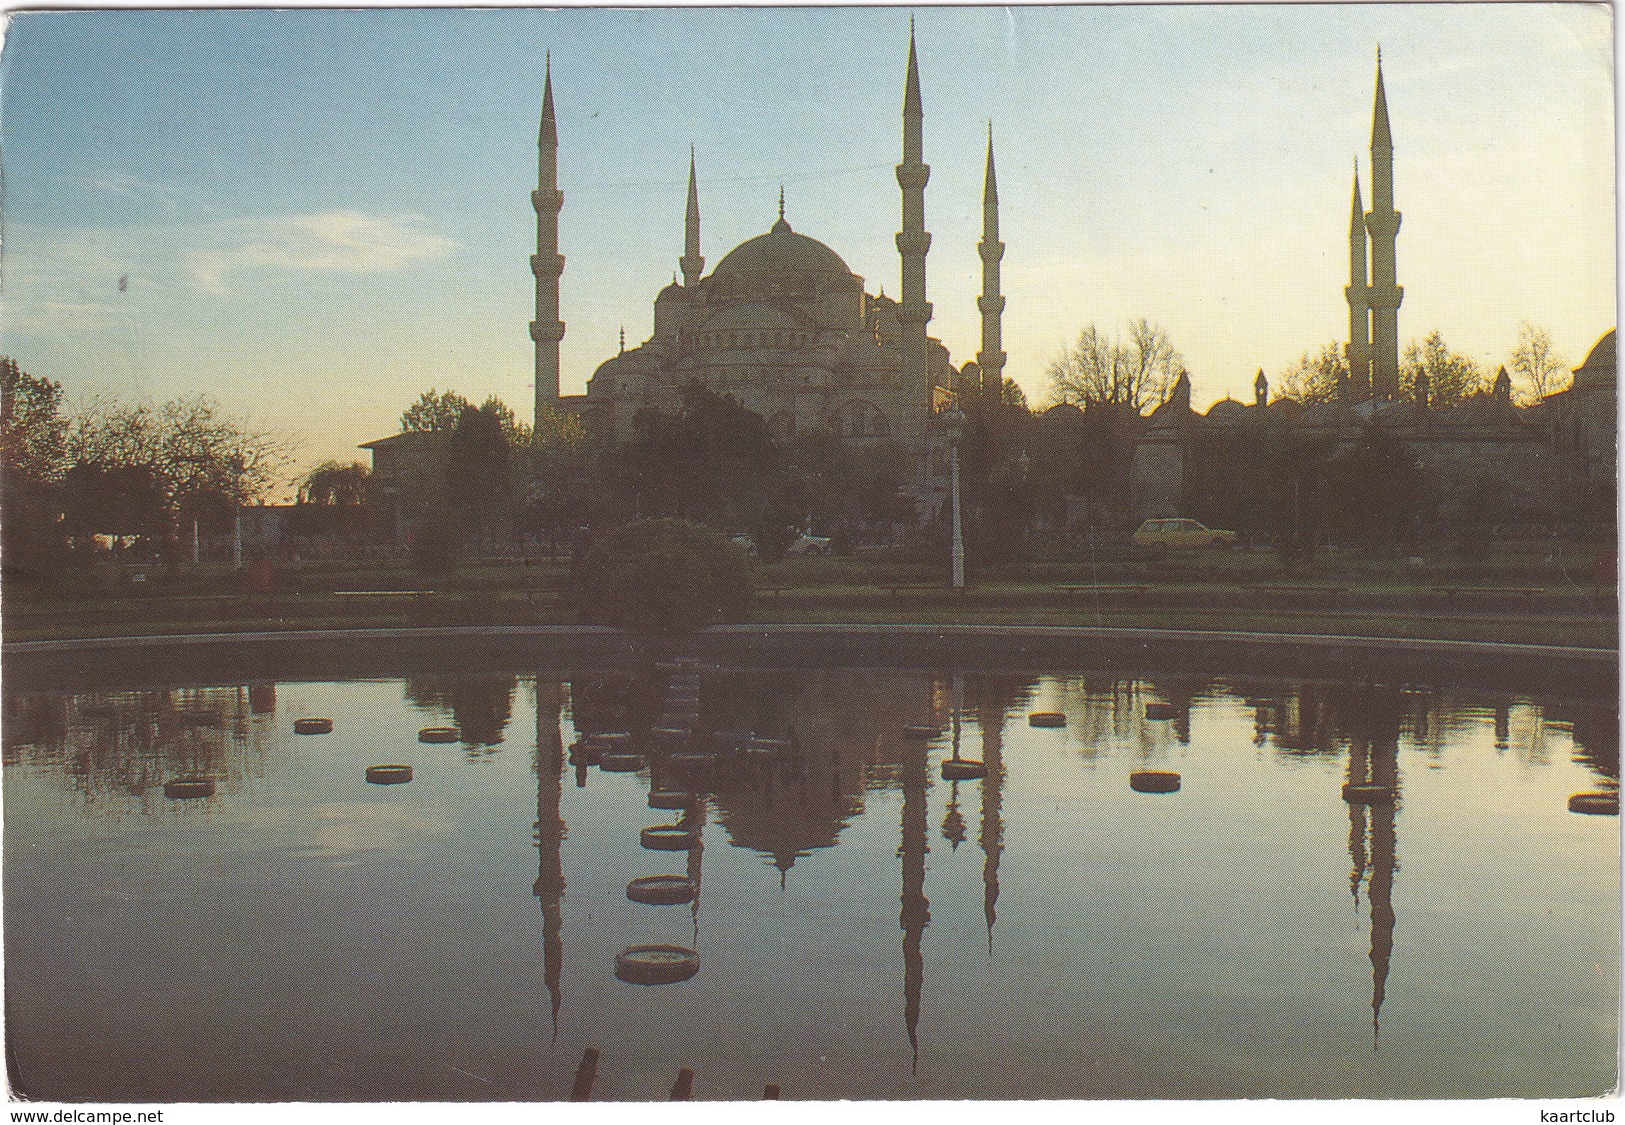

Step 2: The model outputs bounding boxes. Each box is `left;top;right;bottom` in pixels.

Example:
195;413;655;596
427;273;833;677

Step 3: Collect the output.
572;518;753;633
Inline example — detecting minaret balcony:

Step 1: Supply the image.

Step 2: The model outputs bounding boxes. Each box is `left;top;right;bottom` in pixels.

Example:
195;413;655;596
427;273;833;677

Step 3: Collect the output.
531;253;566;277
1367;286;1404;310
1364;210;1402;238
532;189;565;213
530;320;567;343
978;240;1005;263
895;230;932;256
897;302;933;326
894;164;931;191
977;294;1006;316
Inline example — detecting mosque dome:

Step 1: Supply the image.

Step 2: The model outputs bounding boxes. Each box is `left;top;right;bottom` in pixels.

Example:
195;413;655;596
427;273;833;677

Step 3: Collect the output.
711;218;855;284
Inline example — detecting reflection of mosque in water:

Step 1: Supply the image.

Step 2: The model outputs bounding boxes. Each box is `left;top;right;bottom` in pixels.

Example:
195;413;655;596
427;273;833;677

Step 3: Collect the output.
7;668;1615;1086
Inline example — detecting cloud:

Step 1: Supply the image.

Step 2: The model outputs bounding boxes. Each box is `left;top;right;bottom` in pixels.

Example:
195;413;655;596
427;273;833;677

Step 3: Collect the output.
185;211;459;292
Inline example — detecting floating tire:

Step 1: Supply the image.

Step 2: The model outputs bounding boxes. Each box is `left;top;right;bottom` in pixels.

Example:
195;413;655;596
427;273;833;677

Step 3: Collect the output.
1568;791;1620;816
1028;712;1066;728
626;875;698;905
599;751;645;772
668;752;717;769
902;723;939;739
294;718;334;735
652;727;692;742
1341;783;1394;804
746;737;792;754
568;740;601;765
649;790;694;810
641;825;699;851
163;777;215;799
1130;770;1182;794
366;764;413;785
418;727;459;744
585;731;632;747
941;759;987;780
1144;703;1180;721
615;944;700;985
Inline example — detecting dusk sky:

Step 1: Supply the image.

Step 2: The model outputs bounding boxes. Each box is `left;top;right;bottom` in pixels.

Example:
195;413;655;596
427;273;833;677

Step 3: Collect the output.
1;4;1614;491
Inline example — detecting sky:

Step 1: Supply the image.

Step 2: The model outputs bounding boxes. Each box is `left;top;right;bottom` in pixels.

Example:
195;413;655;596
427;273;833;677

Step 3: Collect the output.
0;4;1615;493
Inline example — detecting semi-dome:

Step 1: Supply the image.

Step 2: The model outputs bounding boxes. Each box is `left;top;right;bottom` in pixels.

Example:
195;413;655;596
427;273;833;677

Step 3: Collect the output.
711;219;854;283
1573;328;1616;390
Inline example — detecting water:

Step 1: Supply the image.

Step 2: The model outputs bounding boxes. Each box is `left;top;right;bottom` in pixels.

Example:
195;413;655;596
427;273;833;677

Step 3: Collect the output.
4;667;1617;1101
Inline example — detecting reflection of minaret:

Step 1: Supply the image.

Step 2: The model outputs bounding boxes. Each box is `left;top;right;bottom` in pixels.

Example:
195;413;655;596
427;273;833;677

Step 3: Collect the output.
899;731;930;1074
1345;691;1399;1049
1366;731;1398;1048
683;800;706;942
533;679;567;1041
973;680;1008;954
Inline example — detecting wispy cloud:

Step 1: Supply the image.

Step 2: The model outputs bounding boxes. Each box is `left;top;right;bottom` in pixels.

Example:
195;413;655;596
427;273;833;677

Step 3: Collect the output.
186;211;458;293
2;211;461;333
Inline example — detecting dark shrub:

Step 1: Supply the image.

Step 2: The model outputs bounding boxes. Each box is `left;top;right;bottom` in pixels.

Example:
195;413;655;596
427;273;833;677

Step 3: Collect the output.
573;518;753;633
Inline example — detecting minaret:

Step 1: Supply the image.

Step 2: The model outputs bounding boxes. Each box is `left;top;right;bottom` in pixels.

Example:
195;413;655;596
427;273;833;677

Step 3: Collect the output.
896;22;933;410
976;125;1006;400
1345;164;1372;398
1365;50;1403;399
680;147;704;289
531;54;566;420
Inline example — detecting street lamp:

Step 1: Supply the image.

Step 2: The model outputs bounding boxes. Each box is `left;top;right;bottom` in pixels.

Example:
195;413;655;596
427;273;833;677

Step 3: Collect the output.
941;401;966;589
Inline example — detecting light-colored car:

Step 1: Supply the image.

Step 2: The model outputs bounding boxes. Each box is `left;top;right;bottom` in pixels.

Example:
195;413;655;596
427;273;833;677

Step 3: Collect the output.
1131;518;1238;549
785;533;832;557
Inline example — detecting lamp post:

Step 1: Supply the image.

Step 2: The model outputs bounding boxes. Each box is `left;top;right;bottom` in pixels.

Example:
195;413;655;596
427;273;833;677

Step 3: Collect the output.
941;402;966;589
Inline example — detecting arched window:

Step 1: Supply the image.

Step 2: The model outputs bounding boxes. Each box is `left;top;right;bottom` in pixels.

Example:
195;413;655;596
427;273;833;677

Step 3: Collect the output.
833;400;889;439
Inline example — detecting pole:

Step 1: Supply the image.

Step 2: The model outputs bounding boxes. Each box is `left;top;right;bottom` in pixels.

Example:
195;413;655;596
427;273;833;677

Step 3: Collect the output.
949;443;964;589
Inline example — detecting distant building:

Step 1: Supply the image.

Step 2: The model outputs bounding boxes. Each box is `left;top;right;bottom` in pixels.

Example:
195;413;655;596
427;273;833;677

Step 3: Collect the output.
1128;54;1615;534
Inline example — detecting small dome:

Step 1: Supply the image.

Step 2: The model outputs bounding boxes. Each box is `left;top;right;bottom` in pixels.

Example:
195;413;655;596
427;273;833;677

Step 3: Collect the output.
711;223;854;283
1573;328;1616;390
1205;398;1246;422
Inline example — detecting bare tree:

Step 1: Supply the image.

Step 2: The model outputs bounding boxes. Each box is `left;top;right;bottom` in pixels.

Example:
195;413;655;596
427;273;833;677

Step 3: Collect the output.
1047;319;1184;413
1401;331;1488;408
1508;321;1570;404
69;394;291;509
1276;342;1349;405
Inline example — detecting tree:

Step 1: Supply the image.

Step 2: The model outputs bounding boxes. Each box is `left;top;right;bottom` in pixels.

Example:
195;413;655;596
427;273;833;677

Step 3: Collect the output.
1277;342;1349;405
444;403;514;547
1508;321;1570;404
1401;331;1487;407
1;357;69;486
298;460;370;506
1;357;72;579
571;518;753;633
401;388;475;434
1047;319;1184;413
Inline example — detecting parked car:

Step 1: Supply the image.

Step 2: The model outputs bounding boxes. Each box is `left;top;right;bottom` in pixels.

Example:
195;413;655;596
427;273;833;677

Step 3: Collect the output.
1131;518;1238;549
785;533;832;557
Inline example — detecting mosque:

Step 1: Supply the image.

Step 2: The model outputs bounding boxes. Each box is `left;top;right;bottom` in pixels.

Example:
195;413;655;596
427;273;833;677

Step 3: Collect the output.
529;28;1000;503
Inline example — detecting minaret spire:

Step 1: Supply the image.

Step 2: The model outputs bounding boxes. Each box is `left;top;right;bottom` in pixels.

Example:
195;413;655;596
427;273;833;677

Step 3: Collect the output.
1364;47;1403;398
975;122;1006;399
896;20;933;454
1345;161;1372;399
680;146;704;288
531;52;566;419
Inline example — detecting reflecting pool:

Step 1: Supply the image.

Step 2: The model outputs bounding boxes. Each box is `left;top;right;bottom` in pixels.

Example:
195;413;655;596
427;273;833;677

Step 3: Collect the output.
4;667;1618;1101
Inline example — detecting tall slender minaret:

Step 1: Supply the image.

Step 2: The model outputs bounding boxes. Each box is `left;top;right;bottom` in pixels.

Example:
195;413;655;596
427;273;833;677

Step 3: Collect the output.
680;147;704;289
531;54;566;421
896;22;933;409
1364;49;1403;399
1345;163;1372;398
976;124;1006;400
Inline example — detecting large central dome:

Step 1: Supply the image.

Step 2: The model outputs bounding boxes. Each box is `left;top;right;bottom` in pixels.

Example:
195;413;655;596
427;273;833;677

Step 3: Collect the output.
710;217;854;282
